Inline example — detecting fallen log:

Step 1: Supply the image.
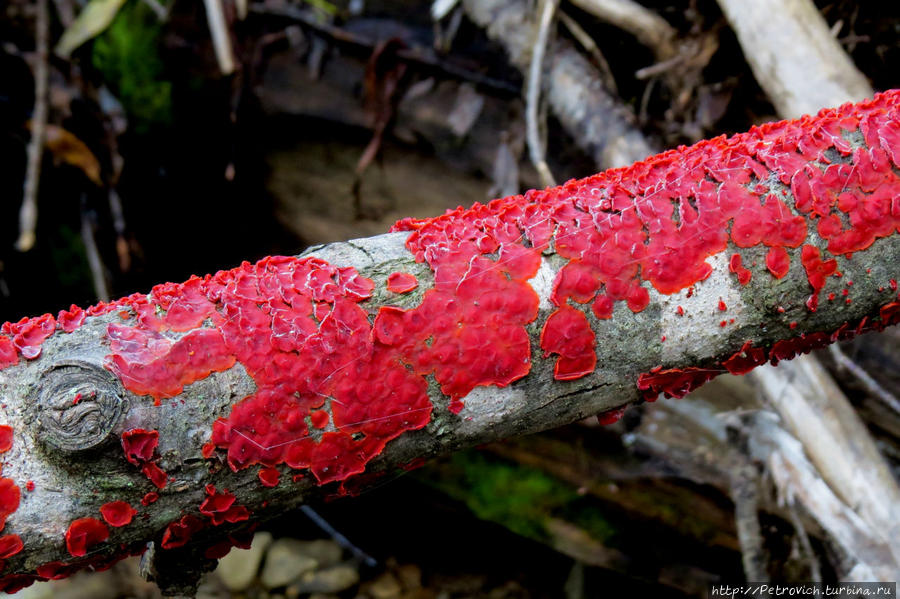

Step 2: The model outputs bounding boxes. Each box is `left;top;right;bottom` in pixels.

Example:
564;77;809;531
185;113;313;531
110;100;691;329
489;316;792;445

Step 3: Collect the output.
0;90;898;594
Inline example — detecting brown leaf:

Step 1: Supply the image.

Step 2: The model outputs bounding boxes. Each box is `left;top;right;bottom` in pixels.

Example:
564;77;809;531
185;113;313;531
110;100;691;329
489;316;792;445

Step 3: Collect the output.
40;123;103;186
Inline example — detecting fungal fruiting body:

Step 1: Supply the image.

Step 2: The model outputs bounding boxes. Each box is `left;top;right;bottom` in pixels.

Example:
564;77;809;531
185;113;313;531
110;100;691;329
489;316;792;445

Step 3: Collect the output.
0;91;897;590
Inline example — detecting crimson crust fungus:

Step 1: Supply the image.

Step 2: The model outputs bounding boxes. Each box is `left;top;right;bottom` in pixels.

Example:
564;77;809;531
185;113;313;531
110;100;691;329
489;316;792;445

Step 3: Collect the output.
0;91;896;591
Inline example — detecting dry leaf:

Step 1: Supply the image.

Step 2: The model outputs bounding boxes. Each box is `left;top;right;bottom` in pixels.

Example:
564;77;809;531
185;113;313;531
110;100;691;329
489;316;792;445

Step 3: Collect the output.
55;0;127;59
40;123;103;186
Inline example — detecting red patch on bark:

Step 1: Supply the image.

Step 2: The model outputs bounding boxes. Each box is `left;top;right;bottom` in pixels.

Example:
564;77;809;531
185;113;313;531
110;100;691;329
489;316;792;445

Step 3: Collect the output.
0;535;22;558
141;463;168;489
258;467;280;488
597;406;626;425
386;272;418;293
161;515;204;549
729;254;752;285
0;427;12;454
100;502;137;527
121;429;158;465
637;368;719;400
540;305;597;381
0;479;20;532
65;518;109;557
722;341;767;375
200;486;250;525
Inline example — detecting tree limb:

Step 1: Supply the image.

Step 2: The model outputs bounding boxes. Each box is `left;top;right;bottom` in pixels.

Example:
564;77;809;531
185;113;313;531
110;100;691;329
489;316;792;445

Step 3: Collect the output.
0;91;897;593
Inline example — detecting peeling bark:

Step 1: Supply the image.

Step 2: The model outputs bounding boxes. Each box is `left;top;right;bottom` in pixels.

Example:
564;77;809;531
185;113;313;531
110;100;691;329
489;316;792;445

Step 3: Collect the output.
0;91;897;594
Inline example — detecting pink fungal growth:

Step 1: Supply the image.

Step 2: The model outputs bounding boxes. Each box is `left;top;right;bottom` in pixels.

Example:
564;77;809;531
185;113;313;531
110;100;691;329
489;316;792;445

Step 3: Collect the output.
65;518;108;557
539;305;597;381
3;314;56;360
386;272;418;293
99;502;137;527
57;306;86;333
0;339;15;370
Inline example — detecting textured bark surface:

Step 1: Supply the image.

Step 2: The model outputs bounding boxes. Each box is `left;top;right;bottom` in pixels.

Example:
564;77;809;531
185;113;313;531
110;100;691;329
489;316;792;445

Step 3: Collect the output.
0;91;897;592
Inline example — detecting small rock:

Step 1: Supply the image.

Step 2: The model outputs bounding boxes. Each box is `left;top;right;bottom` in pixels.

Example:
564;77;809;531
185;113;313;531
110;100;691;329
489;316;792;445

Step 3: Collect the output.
261;538;320;589
369;572;402;599
291;539;343;568
214;531;272;592
395;564;422;590
290;564;360;594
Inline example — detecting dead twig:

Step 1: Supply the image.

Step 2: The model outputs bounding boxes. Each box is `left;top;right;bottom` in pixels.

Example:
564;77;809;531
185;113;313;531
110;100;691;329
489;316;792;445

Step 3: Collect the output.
203;0;235;75
249;4;520;95
786;501;823;583
558;10;617;95
526;0;559;188
828;344;900;416
567;0;676;60
17;0;49;252
140;0;168;21
80;196;110;303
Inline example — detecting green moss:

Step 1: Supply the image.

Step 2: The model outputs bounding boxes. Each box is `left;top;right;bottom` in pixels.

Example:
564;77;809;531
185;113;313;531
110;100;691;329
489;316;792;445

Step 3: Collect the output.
425;450;579;541
91;1;172;132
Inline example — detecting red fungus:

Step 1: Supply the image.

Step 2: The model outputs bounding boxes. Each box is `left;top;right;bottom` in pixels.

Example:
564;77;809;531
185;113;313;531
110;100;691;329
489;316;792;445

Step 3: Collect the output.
722;341;767;375
99;502;137;527
729;254;752;285
800;245;838;312
8;314;56;360
24;481;33;492
120;429;158;466
141;463;168;489
258;467;280;488
65;518;108;557
597;406;626;425
199;486;249;525
0;427;12;453
57;306;86;333
540;306;597;381
161;515;204;549
765;247;791;279
637;368;719;400
309;410;329;429
0;535;22;558
386;272;418;293
0;479;21;531
140;492;159;506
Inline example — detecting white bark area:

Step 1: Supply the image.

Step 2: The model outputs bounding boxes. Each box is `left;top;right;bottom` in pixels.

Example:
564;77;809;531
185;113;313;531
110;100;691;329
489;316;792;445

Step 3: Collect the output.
715;0;873;119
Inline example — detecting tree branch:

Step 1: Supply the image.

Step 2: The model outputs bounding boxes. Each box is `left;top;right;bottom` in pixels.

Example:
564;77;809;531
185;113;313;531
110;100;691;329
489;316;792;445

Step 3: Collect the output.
0;91;897;593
